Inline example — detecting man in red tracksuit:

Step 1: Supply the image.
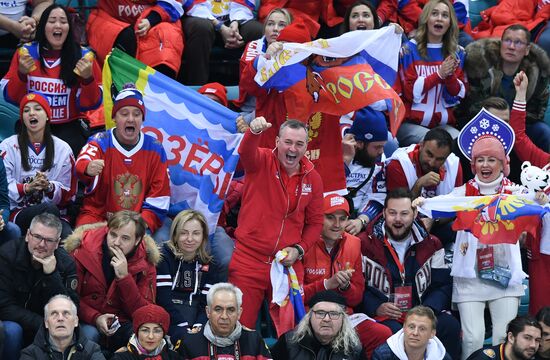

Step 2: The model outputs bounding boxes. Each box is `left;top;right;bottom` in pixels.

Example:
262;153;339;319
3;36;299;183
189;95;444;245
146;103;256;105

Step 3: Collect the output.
302;193;392;358
228;116;323;336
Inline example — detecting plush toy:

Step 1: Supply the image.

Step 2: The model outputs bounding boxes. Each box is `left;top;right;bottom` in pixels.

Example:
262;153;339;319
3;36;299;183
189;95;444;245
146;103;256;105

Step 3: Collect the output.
520;161;550;194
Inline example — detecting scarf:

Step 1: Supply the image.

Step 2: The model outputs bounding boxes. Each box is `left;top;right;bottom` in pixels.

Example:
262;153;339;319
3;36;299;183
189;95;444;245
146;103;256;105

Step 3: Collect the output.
128;333;167;356
203;321;242;348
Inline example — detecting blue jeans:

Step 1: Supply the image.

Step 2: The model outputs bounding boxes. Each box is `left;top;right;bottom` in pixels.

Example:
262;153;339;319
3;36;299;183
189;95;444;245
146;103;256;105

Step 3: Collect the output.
80;323;100;344
211;226;235;277
534;22;550;58
526;121;550;153
152;217;173;245
458;30;474;48
2;321;23;359
0;222;21;245
384;131;399;157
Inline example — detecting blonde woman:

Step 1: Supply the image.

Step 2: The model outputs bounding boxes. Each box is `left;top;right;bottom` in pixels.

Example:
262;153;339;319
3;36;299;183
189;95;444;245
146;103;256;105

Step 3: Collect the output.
156;210;225;340
397;0;466;147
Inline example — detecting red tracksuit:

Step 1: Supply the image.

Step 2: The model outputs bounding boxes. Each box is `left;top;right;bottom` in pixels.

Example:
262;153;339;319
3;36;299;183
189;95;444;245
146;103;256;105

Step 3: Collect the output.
303;233;392;359
228;129;324;335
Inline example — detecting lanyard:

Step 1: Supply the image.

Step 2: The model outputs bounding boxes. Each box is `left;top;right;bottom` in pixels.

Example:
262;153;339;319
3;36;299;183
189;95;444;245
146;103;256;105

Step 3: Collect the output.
383;235;406;285
209;340;240;360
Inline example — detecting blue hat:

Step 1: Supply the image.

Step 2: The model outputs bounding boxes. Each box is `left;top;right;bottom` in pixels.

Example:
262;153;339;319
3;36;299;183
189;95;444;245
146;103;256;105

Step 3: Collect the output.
345;107;388;142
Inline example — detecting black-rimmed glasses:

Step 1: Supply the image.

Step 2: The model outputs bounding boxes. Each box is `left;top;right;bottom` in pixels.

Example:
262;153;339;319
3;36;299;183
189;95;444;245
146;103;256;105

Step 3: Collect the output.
312;310;343;320
28;230;59;245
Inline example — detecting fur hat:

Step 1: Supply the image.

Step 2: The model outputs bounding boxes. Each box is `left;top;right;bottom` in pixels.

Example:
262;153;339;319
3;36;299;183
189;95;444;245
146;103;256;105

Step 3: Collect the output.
112;85;145;118
132;304;170;335
20;93;51;120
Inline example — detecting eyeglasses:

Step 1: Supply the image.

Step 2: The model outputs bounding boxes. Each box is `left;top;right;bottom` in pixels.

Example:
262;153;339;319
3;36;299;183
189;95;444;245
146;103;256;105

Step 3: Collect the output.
312;310;343;320
28;230;59;245
502;39;528;48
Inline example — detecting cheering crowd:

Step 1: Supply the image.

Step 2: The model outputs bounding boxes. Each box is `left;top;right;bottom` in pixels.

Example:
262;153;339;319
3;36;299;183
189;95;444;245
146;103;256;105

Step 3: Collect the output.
0;0;550;359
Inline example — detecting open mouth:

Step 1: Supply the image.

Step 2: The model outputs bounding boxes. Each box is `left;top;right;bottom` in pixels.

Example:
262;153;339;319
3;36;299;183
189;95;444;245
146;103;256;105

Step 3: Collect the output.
434;24;444;31
480;170;493;179
52;30;63;39
356;25;367;30
29;118;38;125
124;125;136;136
286;154;297;162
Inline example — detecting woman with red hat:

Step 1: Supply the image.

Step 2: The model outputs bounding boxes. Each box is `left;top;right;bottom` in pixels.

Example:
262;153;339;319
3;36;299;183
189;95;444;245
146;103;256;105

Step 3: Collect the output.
414;108;549;359
110;304;181;359
0;92;76;238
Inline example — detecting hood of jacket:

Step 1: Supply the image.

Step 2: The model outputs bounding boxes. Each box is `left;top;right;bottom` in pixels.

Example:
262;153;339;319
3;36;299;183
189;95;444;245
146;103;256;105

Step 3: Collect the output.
64;222;161;266
386;329;448;360
465;38;550;101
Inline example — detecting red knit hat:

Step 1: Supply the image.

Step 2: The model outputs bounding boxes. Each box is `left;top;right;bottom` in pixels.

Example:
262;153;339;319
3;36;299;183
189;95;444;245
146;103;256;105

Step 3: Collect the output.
20;93;51;120
132;304;170;335
277;21;312;43
324;194;350;216
470;136;510;177
198;82;228;107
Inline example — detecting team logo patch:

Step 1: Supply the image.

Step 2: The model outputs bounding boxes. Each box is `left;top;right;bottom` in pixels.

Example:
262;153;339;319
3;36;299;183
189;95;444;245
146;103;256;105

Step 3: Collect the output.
302;183;312;194
114;172;142;209
70;278;78;290
330;196;345;207
483;349;496;358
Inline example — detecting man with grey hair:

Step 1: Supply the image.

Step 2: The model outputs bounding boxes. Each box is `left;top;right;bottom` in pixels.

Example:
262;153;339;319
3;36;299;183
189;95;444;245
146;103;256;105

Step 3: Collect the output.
228;117;323;336
271;290;364;360
0;213;77;359
176;282;273;359
20;294;105;359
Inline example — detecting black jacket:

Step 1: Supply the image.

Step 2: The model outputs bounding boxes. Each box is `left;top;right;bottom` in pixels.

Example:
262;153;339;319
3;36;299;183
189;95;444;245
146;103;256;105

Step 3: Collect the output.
110;343;181;360
19;324;105;360
466;344;508;360
176;327;272;359
156;243;226;339
271;330;365;360
0;237;78;335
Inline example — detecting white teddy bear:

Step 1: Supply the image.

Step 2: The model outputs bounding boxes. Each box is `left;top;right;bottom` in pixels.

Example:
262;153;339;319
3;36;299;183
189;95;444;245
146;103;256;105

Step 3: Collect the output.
520;161;550;194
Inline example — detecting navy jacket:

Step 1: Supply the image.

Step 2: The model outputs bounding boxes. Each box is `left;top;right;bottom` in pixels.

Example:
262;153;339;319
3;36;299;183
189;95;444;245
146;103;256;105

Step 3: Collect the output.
156;243;226;338
359;214;452;317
